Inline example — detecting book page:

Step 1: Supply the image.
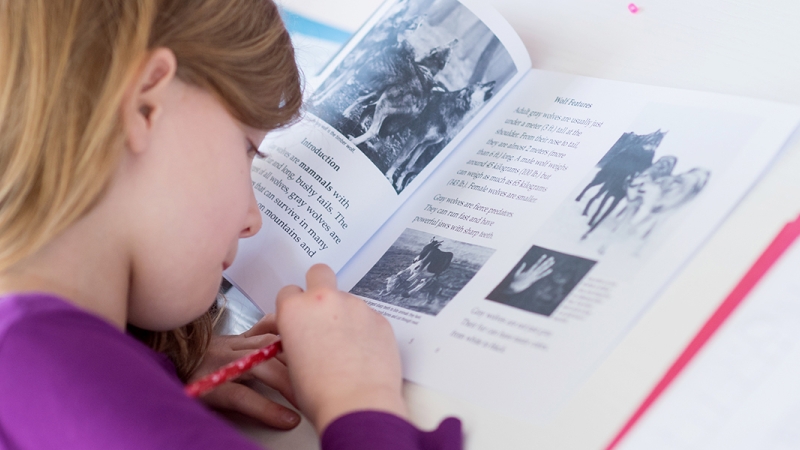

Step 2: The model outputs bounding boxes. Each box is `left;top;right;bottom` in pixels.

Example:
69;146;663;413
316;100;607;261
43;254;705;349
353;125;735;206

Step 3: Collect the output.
225;0;531;311
337;68;800;422
619;234;800;450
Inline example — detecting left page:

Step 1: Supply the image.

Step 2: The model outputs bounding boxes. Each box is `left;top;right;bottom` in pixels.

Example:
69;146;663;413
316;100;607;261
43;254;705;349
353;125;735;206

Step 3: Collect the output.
225;0;531;311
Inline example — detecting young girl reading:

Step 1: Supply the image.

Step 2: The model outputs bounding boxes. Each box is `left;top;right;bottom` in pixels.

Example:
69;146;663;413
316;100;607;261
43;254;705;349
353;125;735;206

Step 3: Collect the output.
0;1;460;448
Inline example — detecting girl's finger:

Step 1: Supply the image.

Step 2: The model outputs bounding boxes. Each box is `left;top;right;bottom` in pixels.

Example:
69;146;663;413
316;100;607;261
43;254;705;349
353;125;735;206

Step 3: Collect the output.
230;333;280;351
305;264;337;290
242;313;278;338
203;382;301;430
196;344;281;380
249;357;297;407
274;351;288;366
276;284;304;308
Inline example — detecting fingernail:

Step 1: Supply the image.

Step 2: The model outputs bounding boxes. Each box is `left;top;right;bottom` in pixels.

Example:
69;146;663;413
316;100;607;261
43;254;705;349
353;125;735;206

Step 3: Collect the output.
282;410;300;426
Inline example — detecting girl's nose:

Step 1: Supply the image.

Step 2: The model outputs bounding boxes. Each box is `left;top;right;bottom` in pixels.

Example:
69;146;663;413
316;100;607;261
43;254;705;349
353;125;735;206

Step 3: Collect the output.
240;190;263;238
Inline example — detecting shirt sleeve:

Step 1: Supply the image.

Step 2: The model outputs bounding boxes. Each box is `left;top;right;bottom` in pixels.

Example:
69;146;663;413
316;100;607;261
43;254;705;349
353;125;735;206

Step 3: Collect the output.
321;411;462;450
0;308;263;450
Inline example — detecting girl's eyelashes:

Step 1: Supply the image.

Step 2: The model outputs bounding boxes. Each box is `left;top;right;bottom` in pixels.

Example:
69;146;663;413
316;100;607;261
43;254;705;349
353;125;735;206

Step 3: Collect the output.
247;139;267;159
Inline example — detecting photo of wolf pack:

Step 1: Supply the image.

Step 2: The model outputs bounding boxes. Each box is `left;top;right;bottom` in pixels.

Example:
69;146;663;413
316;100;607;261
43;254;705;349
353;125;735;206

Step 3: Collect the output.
308;0;517;193
351;228;495;316
571;129;712;255
487;245;597;317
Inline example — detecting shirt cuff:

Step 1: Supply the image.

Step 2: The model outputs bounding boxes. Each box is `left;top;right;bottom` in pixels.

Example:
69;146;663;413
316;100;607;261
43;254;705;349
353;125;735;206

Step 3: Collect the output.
321;410;462;450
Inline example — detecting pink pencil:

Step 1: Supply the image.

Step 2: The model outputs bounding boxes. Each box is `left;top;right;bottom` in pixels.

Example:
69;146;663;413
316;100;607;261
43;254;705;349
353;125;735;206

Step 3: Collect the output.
185;341;283;398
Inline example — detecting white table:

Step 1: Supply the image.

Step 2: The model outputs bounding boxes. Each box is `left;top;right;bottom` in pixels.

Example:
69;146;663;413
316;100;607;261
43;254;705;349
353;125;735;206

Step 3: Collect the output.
235;1;800;448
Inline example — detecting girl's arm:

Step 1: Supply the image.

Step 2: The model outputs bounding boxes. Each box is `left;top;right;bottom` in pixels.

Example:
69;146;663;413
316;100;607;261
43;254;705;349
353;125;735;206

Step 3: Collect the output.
276;264;408;432
277;264;463;449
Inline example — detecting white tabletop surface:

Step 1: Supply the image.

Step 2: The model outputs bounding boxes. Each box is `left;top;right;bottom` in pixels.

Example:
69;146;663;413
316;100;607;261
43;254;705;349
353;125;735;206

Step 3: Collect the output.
237;1;800;448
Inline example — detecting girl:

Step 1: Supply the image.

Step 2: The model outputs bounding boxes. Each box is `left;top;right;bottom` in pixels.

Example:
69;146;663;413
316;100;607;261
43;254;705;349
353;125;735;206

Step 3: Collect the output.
0;1;460;448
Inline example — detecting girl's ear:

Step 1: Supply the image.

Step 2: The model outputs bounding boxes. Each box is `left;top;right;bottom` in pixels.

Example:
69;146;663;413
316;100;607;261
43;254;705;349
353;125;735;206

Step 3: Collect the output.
122;48;178;155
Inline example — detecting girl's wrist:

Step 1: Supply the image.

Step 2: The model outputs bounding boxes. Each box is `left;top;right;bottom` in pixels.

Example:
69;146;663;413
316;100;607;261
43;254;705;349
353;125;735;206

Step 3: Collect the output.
312;387;408;434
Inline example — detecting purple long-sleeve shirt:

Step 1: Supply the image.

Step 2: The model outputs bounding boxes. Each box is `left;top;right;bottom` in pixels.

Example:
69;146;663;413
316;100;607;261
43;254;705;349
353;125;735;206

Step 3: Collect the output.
0;293;461;449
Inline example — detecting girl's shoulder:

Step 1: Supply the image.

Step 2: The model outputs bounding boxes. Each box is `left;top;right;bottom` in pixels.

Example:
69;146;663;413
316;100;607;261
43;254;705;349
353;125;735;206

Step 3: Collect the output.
0;292;114;336
0;292;173;372
0;292;260;450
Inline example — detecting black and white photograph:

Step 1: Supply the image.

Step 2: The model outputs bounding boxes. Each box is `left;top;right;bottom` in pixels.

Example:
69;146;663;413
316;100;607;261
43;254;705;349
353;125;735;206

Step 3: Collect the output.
486;245;596;317
574;128;712;249
532;105;756;269
351;228;495;316
309;0;517;193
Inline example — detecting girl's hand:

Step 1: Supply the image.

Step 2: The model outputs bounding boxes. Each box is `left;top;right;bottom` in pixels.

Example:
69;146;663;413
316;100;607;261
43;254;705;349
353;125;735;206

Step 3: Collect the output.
188;315;301;429
276;264;408;434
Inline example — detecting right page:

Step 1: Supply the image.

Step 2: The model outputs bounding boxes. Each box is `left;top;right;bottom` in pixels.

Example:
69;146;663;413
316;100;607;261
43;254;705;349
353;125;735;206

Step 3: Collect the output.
337;68;800;422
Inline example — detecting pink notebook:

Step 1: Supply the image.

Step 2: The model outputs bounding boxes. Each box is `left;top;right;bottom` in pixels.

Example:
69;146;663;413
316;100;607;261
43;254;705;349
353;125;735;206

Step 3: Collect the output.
607;214;800;449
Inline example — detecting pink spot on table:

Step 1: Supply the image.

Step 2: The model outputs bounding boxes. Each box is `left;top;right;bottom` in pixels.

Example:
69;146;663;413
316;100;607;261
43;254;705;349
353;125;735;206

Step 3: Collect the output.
628;3;639;13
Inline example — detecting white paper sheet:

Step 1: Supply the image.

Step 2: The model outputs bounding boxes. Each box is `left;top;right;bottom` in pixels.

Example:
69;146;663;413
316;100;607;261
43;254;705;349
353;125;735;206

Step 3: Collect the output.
338;69;800;422
620;233;800;450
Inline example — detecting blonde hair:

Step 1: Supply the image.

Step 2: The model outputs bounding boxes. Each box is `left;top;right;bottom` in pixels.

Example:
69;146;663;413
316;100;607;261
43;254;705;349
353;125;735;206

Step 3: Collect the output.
1;0;302;380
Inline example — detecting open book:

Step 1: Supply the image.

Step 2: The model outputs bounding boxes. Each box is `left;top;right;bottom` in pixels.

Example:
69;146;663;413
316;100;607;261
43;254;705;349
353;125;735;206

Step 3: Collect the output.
225;0;800;429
